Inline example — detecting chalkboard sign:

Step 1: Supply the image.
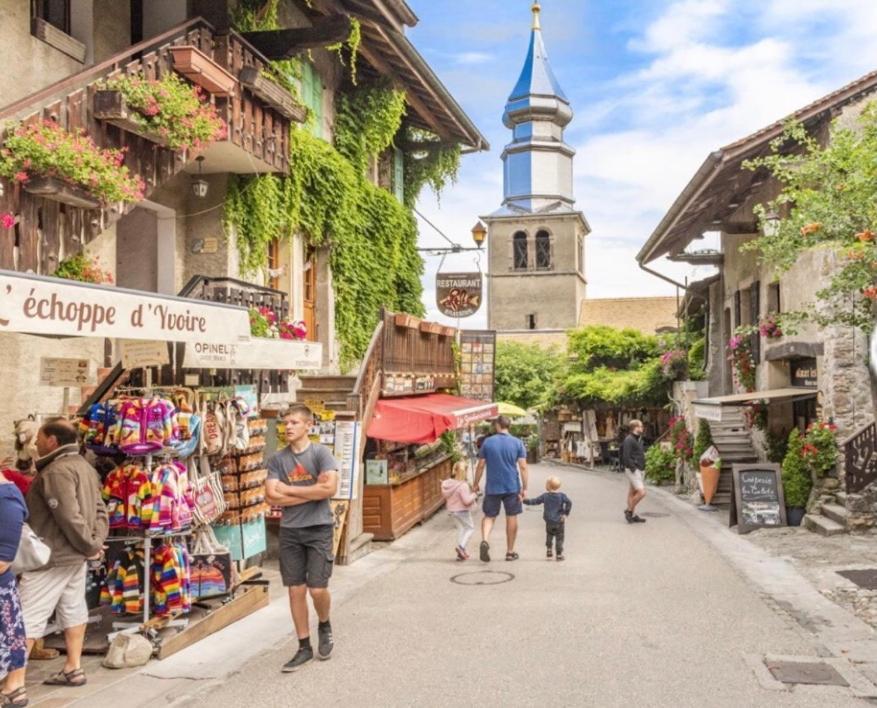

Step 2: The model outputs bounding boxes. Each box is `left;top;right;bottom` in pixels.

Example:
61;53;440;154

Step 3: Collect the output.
729;463;787;534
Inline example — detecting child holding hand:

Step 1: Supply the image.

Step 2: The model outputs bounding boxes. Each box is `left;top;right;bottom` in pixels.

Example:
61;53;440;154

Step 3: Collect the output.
441;461;477;560
524;476;572;561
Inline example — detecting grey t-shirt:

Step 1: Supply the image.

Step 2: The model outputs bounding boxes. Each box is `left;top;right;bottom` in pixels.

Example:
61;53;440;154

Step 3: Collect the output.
267;443;338;528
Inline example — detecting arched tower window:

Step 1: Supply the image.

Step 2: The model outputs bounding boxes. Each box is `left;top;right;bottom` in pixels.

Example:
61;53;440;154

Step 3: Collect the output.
536;230;551;269
513;231;528;270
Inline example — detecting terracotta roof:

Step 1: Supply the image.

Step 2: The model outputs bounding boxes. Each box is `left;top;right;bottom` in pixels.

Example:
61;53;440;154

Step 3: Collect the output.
578;297;679;334
637;69;877;265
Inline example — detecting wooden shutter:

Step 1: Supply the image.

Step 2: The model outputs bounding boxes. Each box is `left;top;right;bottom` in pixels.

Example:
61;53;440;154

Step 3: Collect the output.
393;147;404;202
733;290;741;329
750;281;761;365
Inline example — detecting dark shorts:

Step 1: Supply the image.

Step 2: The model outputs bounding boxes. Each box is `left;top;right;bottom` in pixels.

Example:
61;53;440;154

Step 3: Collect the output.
279;524;335;588
483;492;523;518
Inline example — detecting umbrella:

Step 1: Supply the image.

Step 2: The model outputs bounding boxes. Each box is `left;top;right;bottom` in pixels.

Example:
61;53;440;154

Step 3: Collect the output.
496;402;529;418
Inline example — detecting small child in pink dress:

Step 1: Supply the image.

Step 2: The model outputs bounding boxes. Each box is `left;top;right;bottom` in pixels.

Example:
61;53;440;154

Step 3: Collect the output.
441;461;478;560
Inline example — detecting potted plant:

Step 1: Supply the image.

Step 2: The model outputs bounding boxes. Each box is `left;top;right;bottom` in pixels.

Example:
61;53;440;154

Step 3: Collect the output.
781;428;811;526
54;252;113;284
802;421;839;477
169;45;237;96
526;434;540;464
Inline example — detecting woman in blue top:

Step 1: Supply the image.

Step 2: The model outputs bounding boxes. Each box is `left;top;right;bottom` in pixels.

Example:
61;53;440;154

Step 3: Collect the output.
0;470;28;707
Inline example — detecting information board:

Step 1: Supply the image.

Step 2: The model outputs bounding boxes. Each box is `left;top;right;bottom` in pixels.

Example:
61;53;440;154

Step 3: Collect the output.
39;357;92;386
459;330;496;402
729;463;787;534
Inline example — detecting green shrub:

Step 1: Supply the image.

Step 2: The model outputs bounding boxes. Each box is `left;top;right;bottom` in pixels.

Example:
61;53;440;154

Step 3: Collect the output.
645;445;676;484
688;337;706;380
766;429;789;464
781;429;812;508
691;419;713;465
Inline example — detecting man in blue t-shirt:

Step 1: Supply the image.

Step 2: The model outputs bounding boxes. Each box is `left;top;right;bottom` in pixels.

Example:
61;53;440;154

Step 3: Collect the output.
473;416;529;562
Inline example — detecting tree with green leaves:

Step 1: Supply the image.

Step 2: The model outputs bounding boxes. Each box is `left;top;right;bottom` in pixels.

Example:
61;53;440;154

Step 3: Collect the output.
494;342;565;411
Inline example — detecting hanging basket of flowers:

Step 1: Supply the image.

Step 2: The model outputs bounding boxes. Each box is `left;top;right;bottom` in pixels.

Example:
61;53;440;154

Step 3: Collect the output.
0;120;144;206
249;306;308;341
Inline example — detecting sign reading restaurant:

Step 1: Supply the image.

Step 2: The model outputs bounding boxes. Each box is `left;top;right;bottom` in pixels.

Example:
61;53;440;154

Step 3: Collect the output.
436;272;482;318
0;270;251;344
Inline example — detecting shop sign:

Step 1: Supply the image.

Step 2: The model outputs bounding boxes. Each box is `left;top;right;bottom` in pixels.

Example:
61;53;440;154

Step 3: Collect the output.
366;459;389;485
382;373;437;396
119;340;170;369
183;338;323;370
459;330;496;402
729;463;787;534
436;272;482;318
693;403;723;422
39;357;92;386
791;358;818;388
0;270;250;344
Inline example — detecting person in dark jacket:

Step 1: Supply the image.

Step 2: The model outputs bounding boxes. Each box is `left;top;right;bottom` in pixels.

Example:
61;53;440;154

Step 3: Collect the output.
620;419;647;524
524;476;572;561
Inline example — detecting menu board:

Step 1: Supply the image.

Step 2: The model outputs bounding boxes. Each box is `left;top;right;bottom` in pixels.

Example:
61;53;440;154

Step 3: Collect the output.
459;330;496;402
303;407;359;501
729;463;787;534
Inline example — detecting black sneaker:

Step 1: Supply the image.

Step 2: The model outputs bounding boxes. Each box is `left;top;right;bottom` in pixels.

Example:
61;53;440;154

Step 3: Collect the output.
479;540;490;562
282;645;313;673
317;623;334;660
624;509;634;524
546;549;553;559
631;514;646;523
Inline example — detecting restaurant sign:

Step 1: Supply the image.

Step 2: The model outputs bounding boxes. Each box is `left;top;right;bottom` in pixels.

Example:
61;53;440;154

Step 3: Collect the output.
0;270;250;344
183;338;323;370
436;272;482;318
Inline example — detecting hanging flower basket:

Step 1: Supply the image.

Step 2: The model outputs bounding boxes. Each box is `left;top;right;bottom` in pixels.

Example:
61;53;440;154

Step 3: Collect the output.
169;46;236;97
0;120;144;205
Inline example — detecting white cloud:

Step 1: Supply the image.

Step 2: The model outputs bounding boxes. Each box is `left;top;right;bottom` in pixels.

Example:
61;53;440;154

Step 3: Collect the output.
452;52;493;65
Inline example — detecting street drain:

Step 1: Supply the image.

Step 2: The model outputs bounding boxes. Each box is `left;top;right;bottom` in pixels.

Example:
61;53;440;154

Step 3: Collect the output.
766;660;849;687
837;568;877;590
450;571;514;586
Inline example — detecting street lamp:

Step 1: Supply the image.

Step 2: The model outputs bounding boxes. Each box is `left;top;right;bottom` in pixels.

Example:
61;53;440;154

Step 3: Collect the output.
762;208;781;238
191;156;208;199
471;221;487;249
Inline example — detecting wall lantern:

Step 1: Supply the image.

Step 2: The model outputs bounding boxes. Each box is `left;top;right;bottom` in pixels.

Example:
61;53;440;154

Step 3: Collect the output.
191;156;208;199
471;221;487;249
762;209;781;238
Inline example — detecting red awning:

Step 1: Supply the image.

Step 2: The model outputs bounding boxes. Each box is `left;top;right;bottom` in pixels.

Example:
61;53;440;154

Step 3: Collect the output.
367;394;499;444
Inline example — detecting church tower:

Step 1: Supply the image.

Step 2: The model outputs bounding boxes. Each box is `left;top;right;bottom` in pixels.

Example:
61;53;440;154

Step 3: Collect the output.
484;2;589;344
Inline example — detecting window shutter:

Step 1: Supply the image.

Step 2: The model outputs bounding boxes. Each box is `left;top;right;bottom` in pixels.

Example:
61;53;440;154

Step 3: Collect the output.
393;147;404;202
733;290;741;329
750;281;761;365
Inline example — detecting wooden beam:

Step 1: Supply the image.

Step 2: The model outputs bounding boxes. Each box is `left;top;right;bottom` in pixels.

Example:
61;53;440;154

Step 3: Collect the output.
721;221;759;235
356;41;450;140
241;14;353;58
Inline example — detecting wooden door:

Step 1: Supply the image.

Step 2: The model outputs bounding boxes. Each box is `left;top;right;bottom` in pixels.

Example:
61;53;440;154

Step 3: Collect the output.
303;244;317;342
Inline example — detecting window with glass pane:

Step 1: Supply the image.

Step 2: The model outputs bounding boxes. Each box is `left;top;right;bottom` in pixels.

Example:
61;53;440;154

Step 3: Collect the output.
513;232;528;270
34;0;70;32
536;230;551;269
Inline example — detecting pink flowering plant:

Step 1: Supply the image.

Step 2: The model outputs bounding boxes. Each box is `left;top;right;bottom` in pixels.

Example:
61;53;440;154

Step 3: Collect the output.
660;349;688;380
728;330;756;392
249;306;307;341
0;211;16;229
101;73;227;152
55;252;113;284
758;313;783;339
0;120;144;203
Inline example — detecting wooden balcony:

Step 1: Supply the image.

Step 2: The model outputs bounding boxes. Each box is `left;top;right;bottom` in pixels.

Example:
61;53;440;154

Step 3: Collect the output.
380;309;456;396
0;17;299;274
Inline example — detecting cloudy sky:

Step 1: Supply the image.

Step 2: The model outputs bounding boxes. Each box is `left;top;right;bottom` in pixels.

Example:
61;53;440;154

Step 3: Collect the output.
407;0;877;327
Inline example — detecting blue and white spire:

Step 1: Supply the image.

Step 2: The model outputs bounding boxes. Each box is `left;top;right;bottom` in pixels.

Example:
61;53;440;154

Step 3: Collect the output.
499;2;576;214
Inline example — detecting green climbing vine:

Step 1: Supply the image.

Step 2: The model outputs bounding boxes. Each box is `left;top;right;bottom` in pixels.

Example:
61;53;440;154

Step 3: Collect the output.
231;0;303;98
402;126;461;207
334;80;406;174
328;18;362;85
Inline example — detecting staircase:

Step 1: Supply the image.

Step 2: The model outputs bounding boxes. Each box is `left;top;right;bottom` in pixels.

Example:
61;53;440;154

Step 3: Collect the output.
708;407;757;505
804;491;848;536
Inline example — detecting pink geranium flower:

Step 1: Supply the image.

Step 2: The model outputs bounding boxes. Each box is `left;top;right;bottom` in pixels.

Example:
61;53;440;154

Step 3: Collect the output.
0;212;16;229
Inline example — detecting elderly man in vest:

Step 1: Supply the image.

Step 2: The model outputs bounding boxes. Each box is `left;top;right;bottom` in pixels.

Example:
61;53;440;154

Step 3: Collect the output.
5;418;107;696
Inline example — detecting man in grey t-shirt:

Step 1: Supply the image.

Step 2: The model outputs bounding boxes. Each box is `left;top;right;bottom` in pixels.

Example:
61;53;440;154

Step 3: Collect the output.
266;404;339;673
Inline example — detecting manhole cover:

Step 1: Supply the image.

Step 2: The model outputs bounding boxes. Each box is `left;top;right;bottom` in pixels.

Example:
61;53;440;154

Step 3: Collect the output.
450;570;515;586
766;660;849;687
639;512;669;518
837;569;877;590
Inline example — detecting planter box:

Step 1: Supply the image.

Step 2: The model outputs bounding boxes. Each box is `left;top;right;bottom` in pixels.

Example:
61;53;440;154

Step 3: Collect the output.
419;321;443;335
32;17;86;62
440;326;456;338
93;90;169;146
394;313;418;328
170;45;236;97
23;176;100;209
239;66;307;122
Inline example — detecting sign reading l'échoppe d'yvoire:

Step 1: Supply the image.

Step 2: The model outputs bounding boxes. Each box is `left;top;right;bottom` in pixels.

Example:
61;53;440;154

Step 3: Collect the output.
436;272;482;318
729;463;787;534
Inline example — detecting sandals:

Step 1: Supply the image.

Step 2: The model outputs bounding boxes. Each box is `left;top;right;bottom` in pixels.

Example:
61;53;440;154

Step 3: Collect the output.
1;687;28;707
43;667;87;687
505;552;519;561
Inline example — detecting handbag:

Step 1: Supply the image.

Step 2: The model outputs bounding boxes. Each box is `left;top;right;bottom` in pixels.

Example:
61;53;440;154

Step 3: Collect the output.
189;457;226;527
11;522;51;574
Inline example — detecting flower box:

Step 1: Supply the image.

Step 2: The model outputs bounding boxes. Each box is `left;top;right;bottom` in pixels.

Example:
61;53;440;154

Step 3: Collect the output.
169;46;236;97
23;175;100;209
93;90;169;146
419;321;443;335
394;313;417;328
239;67;307;123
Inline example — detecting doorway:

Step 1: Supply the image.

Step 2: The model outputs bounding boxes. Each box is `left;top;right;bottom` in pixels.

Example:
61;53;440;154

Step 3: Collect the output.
303;244;317;342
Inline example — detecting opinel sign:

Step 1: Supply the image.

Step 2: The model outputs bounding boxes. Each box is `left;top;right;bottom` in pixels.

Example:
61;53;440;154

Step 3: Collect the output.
436;272;482;318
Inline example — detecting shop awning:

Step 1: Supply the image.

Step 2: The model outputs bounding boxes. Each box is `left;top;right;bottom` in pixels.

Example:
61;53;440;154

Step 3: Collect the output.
367;394;498;444
693;387;817;422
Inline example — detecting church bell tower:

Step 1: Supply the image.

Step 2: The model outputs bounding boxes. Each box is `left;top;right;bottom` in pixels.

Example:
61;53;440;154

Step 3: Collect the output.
483;2;590;343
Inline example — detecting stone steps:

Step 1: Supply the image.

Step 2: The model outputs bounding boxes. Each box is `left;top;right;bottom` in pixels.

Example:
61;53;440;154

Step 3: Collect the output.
821;503;849;527
835;490;848;506
804;513;846;536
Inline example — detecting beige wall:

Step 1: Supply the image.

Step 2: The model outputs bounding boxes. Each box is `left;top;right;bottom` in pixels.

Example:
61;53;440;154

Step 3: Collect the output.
486;214;587;333
496;332;568;350
91;0;131;62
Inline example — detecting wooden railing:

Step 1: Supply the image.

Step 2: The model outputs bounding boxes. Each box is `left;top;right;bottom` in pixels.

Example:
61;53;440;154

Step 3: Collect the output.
349;320;385;423
0;17;294;274
843;422;877;494
179;275;289;320
381;310;456;387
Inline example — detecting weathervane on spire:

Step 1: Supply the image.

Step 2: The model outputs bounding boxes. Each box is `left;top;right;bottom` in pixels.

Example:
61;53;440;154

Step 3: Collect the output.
532;2;541;31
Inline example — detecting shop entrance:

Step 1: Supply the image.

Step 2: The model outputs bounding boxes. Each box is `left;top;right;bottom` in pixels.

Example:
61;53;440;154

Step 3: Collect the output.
303;244;318;342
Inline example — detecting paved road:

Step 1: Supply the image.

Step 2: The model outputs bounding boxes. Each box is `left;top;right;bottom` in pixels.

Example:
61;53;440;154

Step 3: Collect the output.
187;464;867;708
